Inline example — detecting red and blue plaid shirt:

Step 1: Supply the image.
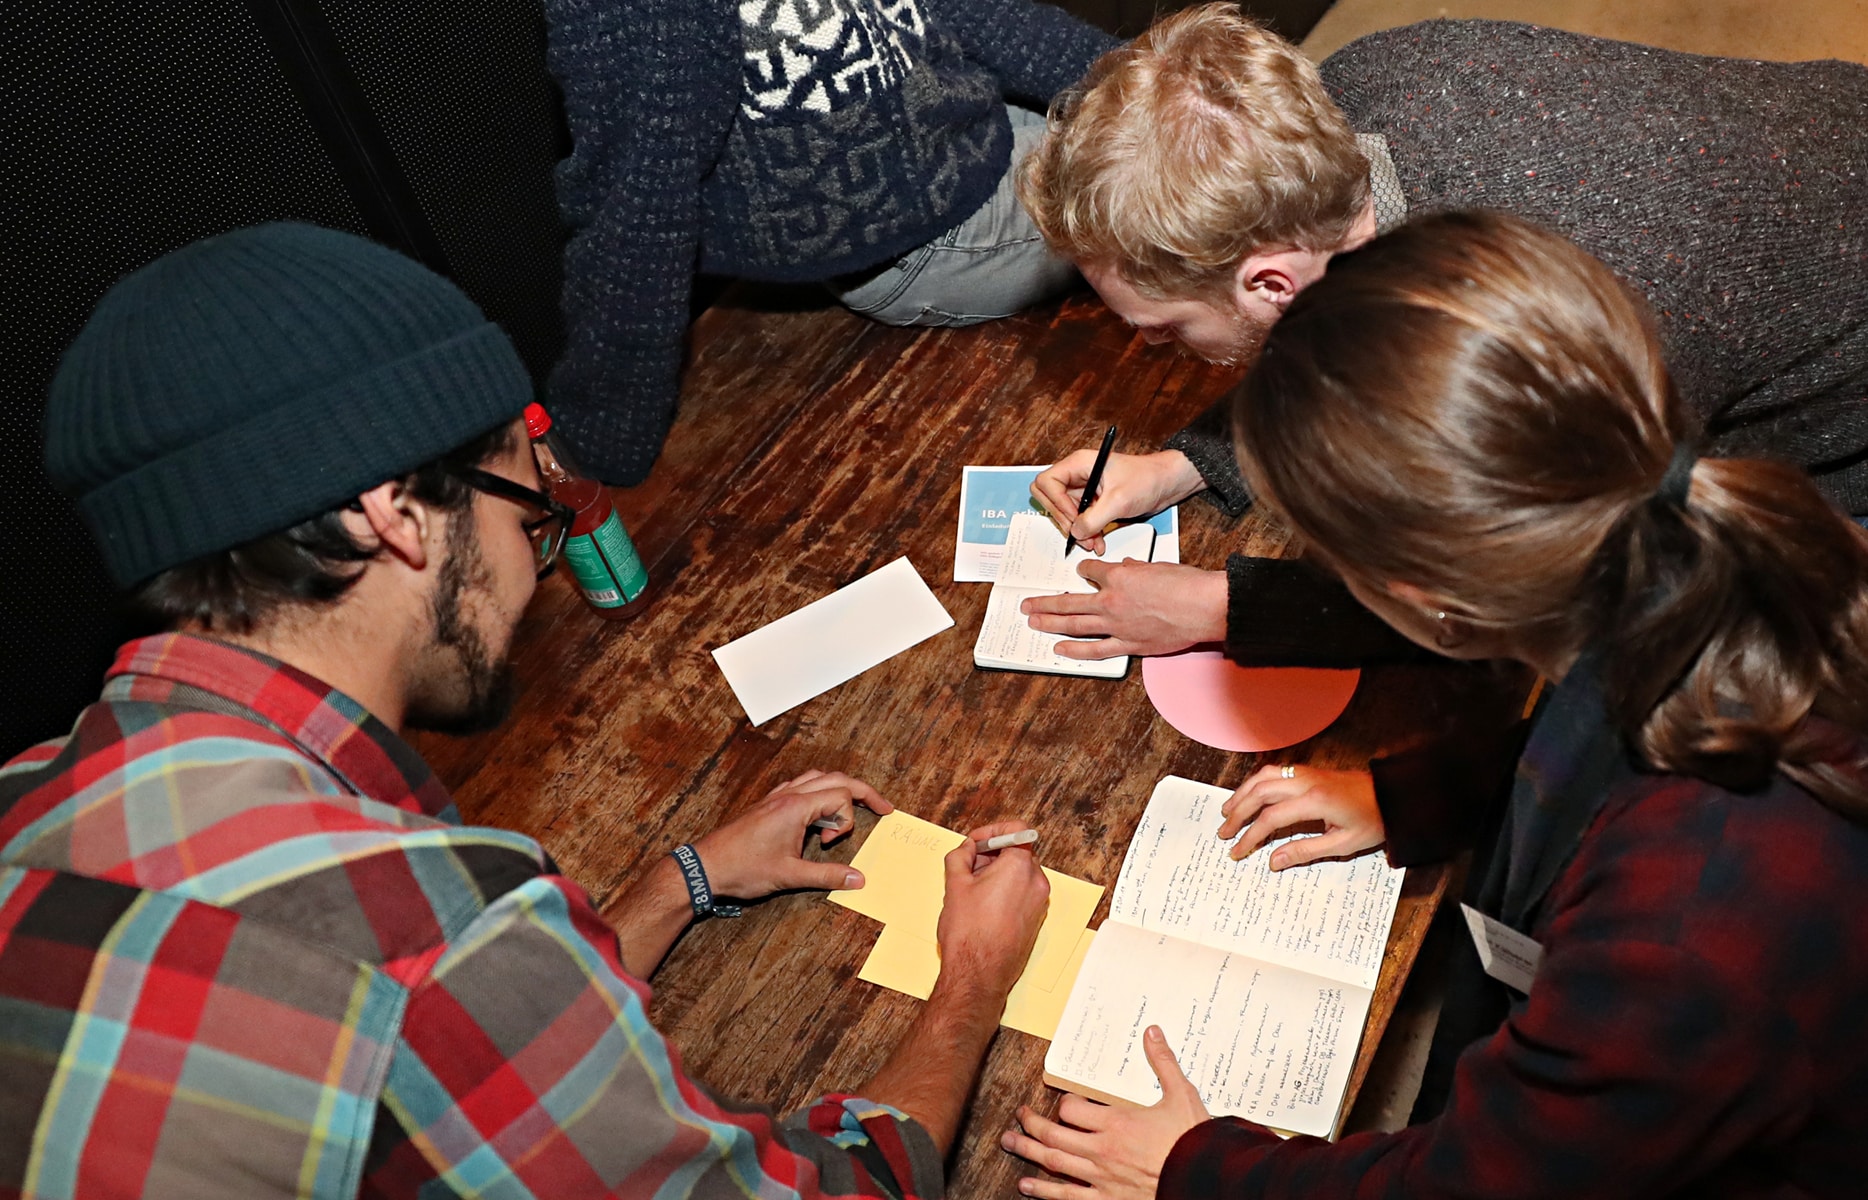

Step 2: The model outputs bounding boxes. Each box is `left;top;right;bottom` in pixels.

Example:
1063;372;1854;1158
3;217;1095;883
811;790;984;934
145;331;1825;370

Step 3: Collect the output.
1161;670;1868;1199
0;634;941;1199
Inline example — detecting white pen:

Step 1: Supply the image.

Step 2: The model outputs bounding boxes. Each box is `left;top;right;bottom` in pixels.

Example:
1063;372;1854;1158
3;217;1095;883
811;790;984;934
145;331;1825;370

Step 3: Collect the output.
811;816;849;832
976;829;1039;852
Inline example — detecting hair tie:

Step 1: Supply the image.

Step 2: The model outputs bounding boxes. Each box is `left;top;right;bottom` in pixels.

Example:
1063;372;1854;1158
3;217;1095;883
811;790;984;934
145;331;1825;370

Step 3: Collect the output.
1655;441;1699;510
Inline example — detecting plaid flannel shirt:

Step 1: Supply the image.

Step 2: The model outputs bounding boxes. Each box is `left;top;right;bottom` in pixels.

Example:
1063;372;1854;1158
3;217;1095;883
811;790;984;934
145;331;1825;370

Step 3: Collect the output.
1160;669;1868;1199
0;634;941;1199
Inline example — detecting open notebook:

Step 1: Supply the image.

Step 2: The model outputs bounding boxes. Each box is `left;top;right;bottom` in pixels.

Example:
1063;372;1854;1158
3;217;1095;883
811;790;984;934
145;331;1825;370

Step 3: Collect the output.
1044;776;1406;1139
973;511;1156;678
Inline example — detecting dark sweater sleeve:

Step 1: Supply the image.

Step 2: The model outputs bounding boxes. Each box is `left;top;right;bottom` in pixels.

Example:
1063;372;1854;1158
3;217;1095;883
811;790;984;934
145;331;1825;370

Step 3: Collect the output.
1223;555;1434;666
1164;398;1253;515
542;0;741;486
1372;718;1530;868
931;0;1118;105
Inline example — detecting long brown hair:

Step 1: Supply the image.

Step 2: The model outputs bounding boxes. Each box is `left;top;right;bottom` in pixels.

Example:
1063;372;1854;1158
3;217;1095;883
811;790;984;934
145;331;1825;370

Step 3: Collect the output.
1236;210;1868;815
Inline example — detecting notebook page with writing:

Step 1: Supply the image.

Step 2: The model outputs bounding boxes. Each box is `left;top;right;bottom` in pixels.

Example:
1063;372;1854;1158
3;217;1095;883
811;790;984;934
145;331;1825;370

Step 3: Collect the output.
974;514;1155;677
975;586;1125;678
1109;776;1404;991
1044;921;1365;1138
997;511;1155;592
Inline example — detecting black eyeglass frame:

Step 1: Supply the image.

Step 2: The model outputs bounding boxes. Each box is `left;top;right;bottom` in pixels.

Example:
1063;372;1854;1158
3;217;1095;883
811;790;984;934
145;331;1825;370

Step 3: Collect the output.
451;466;576;579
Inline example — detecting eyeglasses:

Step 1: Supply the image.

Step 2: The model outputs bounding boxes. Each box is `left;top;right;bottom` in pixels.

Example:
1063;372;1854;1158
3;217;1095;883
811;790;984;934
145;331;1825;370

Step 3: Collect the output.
452;466;576;579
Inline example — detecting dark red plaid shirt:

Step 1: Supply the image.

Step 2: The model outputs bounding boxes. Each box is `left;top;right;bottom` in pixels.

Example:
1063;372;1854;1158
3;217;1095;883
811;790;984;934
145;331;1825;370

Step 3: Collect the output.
0;634;940;1199
1162;672;1868;1199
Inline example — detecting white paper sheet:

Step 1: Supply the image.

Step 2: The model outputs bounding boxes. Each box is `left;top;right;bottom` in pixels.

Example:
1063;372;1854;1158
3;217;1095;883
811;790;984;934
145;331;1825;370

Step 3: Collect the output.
1109;776;1405;991
711;557;954;725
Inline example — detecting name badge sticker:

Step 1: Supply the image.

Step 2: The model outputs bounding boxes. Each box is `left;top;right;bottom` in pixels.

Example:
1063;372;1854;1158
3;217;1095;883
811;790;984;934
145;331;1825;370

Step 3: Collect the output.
1461;903;1544;994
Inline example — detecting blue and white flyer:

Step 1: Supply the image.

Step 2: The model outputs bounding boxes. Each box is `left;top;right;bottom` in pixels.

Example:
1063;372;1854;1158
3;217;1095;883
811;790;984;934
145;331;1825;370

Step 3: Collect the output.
955;465;1179;582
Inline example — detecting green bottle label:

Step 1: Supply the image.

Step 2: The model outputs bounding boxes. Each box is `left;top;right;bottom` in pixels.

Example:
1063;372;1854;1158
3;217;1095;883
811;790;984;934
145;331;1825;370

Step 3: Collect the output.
563;509;648;606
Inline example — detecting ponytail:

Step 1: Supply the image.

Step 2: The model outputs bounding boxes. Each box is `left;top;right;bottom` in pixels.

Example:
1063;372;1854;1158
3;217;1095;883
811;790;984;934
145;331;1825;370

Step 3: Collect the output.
1596;456;1868;817
1234;209;1868;820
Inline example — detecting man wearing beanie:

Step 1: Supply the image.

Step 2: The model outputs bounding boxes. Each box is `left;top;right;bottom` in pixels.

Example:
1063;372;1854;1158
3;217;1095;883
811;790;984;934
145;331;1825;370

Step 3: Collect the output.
2;222;1049;1197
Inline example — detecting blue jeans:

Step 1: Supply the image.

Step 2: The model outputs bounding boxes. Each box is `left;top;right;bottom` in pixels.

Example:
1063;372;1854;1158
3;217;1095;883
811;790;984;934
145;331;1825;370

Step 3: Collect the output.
830;105;1078;327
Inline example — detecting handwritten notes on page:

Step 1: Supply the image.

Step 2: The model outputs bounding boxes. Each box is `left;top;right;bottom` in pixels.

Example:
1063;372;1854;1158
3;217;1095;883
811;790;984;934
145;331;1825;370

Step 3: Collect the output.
712;557;953;726
998;511;1156;594
973;513;1156;678
1042;774;1406;1140
830;812;1105;1029
1045;922;1358;1137
1110;776;1403;991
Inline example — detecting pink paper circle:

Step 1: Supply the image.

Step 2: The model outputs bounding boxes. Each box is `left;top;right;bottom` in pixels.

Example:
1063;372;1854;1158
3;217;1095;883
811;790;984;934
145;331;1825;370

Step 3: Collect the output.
1142;646;1360;752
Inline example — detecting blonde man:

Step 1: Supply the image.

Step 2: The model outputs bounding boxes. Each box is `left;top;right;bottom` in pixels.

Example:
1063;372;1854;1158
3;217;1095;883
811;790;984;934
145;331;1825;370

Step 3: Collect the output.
1017;4;1868;670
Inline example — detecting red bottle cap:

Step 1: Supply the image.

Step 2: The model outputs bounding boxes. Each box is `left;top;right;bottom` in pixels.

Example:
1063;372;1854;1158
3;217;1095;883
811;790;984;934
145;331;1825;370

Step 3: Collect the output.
523;402;552;438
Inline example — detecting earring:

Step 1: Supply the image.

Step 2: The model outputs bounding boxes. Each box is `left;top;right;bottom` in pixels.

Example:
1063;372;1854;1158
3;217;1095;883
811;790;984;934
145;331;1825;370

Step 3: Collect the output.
1433;610;1469;651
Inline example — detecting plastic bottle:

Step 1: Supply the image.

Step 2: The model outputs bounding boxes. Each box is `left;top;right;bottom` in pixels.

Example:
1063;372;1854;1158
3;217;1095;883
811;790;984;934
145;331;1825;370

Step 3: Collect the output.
524;403;650;620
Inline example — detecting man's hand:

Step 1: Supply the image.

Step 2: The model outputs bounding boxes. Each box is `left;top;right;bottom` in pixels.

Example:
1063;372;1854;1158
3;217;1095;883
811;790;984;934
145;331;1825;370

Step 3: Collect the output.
1002;1026;1211;1200
936;821;1051;997
1020;562;1228;659
1219;764;1386;869
693;770;893;899
1032;450;1204;554
857;821;1051;1151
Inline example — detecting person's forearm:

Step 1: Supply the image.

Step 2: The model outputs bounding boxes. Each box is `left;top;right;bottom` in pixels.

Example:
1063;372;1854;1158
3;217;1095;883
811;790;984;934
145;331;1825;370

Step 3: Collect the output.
608;855;693;978
860;973;1010;1154
1162;401;1250;515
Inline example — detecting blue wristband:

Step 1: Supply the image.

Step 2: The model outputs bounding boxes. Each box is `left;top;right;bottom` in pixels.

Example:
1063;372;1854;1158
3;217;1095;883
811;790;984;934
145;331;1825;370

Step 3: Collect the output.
669;844;741;919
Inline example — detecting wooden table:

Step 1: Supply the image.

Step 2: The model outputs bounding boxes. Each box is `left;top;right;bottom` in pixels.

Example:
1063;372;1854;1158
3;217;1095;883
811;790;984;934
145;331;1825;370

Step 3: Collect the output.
415;288;1498;1195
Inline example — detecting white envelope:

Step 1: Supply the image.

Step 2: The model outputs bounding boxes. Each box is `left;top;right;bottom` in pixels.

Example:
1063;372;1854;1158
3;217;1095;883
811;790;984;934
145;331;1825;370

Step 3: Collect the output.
711;557;954;725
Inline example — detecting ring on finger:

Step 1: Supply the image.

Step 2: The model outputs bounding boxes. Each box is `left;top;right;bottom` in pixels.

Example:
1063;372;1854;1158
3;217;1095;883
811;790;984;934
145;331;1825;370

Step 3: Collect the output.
1280;764;1297;779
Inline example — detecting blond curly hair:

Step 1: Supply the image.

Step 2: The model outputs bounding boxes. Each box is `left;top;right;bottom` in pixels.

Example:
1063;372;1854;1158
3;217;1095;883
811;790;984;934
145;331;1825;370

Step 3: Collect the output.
1018;3;1369;301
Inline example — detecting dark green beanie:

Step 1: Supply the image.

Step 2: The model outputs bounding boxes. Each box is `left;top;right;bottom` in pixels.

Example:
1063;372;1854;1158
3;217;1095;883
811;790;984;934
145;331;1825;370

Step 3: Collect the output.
45;222;533;588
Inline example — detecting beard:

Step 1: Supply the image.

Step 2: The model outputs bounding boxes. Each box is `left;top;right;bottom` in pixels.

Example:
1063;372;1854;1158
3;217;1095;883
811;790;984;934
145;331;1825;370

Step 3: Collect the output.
404;517;516;736
1199;305;1274;369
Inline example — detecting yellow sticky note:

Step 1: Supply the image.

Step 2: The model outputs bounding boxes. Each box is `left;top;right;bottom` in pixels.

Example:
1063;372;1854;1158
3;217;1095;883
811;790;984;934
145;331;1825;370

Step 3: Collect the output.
857;923;941;999
829;812;962;941
1006;925;1096;1039
858;924;1099;1040
829;811;1103;991
1025;870;1102;991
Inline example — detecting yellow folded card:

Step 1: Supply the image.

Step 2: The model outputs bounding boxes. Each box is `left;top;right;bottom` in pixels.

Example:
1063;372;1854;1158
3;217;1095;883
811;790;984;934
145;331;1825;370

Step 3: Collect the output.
860;923;1098;1039
830;810;1104;998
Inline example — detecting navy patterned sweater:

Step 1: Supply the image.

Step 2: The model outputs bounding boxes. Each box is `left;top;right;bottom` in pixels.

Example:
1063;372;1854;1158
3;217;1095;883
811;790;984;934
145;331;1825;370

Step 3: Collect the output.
543;0;1115;483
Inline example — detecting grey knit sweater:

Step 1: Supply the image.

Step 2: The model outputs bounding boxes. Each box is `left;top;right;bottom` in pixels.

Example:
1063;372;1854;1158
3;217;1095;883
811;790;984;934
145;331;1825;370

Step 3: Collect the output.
1164;20;1868;665
544;0;1114;484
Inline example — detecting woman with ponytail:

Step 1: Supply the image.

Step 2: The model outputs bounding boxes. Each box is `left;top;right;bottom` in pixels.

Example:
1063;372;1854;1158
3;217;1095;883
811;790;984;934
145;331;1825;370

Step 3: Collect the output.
1003;211;1868;1198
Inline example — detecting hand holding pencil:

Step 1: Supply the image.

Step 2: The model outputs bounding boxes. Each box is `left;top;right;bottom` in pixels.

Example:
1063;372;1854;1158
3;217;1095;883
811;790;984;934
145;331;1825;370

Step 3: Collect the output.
1031;445;1206;555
